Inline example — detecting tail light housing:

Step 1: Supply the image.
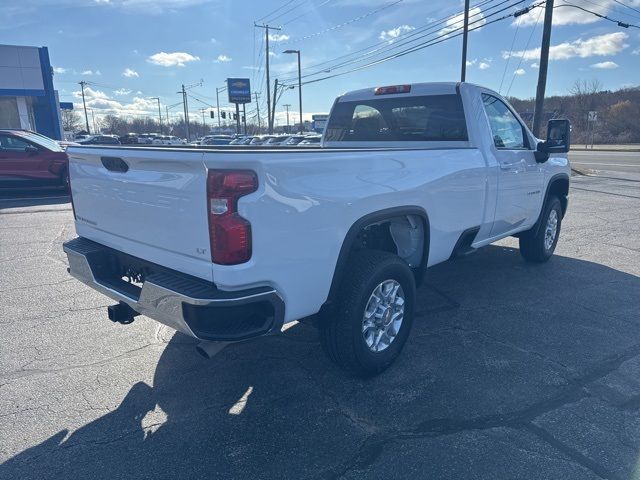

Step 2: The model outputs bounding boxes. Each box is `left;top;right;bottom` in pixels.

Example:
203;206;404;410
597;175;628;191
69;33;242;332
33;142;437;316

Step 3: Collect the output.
207;170;258;265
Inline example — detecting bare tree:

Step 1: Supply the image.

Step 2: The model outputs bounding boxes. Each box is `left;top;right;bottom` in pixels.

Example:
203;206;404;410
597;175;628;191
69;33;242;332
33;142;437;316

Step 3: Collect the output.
61;110;82;132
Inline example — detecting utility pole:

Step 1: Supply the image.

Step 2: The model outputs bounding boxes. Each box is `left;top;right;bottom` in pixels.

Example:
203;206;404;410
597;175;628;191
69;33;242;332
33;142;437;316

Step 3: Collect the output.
166;106;170;131
79;81;90;134
215;87;222;128
242;104;247;134
254;92;261;133
201;109;206;136
271;79;279;132
90;109;97;133
150;97;162;134
460;0;470;82
255;23;282;134
532;0;554;137
180;84;190;140
283;104;291;132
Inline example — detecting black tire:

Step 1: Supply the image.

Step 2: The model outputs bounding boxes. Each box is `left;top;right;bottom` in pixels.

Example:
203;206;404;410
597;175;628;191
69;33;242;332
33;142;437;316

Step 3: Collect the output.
319;250;416;377
519;195;562;263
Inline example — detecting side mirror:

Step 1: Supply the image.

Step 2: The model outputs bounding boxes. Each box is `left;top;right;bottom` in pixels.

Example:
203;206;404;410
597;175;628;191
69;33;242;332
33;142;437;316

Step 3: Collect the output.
535;119;571;163
546;119;571;153
24;145;39;155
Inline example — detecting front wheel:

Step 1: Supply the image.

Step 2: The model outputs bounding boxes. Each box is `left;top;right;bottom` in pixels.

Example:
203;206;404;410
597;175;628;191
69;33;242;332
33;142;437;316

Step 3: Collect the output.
319;250;416;377
519;195;562;263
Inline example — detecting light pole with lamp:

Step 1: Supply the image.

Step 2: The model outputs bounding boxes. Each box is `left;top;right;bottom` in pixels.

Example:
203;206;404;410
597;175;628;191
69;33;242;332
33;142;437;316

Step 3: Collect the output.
283;49;302;132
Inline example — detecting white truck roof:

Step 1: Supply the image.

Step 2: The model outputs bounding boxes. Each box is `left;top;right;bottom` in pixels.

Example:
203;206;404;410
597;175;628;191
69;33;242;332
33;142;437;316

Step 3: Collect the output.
337;82;461;102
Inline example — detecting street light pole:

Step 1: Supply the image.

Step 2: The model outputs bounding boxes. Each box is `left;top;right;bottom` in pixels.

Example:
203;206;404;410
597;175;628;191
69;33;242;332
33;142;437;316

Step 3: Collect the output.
150;97;162;134
283;104;291;133
79;81;91;134
284;49;302;132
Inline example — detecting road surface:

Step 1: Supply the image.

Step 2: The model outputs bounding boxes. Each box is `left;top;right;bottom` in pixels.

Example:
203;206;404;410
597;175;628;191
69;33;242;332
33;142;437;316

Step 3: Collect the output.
569;150;640;175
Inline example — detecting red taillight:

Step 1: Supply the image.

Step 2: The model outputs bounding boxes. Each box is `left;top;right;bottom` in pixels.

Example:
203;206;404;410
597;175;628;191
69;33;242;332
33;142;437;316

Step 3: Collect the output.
207;170;258;265
374;84;411;95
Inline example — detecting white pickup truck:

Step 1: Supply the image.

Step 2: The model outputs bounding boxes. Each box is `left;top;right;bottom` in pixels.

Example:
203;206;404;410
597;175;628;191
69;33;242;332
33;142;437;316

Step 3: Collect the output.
63;82;571;376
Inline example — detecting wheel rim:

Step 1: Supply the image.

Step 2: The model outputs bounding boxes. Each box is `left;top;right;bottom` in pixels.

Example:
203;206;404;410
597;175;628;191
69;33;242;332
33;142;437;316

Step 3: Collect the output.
544;209;558;251
362;279;405;353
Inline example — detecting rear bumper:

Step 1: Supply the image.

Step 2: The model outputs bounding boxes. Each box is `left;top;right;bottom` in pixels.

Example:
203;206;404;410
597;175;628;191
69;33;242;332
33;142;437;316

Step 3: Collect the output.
63;237;285;341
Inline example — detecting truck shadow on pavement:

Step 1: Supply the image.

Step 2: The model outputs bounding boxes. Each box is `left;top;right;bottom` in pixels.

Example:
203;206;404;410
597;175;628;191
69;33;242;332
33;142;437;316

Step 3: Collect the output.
2;246;640;479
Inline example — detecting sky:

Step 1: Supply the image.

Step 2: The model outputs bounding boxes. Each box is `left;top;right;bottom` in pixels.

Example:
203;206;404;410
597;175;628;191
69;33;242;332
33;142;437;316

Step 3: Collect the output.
3;0;640;126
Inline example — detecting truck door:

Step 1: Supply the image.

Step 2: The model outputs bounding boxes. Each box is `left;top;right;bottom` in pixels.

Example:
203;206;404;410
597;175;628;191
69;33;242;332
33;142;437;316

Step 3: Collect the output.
481;93;543;237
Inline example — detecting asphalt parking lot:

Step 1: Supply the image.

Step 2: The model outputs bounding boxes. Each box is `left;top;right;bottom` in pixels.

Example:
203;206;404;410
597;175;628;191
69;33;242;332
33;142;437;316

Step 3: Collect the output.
1;155;639;480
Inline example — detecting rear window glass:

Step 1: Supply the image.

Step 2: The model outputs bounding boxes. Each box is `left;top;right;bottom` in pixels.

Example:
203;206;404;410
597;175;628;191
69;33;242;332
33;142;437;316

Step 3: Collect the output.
325;94;468;142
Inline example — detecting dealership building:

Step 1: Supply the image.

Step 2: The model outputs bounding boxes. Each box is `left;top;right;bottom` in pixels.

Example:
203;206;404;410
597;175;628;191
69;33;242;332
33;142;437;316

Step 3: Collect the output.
0;44;63;140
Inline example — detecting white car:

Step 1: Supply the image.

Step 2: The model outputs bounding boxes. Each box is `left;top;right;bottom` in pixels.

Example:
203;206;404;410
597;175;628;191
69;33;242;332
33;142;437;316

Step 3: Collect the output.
137;133;159;144
64;82;571;376
152;135;186;146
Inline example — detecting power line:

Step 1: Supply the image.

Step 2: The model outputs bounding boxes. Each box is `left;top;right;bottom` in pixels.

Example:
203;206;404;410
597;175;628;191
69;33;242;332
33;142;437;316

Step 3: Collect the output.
280;0;333;26
278;0;501;83
505;4;544;96
556;2;640;27
279;0;398;44
612;0;640;16
298;0;541;86
256;0;299;23
498;14;521;93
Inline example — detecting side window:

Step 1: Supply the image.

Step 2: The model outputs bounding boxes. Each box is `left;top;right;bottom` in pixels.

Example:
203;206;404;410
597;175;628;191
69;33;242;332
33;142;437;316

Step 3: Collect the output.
351;105;388;141
0;135;31;152
482;94;527;149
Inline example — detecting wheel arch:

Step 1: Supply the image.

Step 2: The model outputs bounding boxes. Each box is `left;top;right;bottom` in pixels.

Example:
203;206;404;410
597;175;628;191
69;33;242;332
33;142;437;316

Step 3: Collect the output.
322;206;430;311
531;173;569;237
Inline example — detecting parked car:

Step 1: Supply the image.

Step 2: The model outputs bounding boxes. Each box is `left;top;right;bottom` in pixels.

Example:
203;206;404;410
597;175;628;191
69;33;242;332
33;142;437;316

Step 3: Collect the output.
152;135;186;146
199;135;233;146
63;82;571;376
298;136;321;146
0;129;69;190
263;135;290;146
281;135;307;146
119;133;139;145
77;135;121;145
137;133;158;145
249;135;277;145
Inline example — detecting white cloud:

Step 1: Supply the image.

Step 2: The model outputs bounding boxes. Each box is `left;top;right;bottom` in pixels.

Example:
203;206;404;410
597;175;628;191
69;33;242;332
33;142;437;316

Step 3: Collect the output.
466;58;477;67
147;51;199;67
122;68;139;77
590;61;619;69
440;7;485;36
632;48;640;55
503;32;628;61
53;67;67;74
530;62;539;68
479;61;490;70
514;68;526;76
268;33;290;42
379;24;415;42
215;54;232;63
81;69;101;75
114;88;132;95
72;86;158;117
242;65;260;70
210;38;217;44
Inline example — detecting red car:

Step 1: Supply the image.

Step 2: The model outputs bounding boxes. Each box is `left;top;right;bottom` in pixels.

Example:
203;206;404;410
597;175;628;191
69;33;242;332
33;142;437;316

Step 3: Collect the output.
0;129;69;190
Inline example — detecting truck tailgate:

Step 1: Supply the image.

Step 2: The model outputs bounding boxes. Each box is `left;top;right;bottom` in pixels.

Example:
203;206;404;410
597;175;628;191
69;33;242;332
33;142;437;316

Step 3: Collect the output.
67;147;214;281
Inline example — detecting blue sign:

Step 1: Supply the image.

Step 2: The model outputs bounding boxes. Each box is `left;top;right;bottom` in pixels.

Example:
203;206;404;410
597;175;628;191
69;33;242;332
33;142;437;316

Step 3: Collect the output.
227;78;251;104
59;102;74;110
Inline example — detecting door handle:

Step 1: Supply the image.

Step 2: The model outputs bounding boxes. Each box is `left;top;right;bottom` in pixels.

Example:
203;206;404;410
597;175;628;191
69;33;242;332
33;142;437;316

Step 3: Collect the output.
499;159;526;170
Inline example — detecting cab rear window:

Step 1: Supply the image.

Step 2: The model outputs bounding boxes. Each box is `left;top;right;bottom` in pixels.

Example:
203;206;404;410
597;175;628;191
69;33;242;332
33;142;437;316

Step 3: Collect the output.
325;94;468;142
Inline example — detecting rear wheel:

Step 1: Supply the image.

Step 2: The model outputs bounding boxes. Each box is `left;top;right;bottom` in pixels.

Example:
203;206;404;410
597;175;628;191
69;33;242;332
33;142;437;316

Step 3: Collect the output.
519;195;562;263
319;250;416;377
